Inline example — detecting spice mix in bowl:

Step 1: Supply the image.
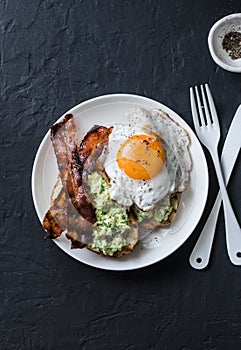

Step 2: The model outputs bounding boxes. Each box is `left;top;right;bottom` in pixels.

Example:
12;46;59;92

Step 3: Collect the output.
208;13;241;72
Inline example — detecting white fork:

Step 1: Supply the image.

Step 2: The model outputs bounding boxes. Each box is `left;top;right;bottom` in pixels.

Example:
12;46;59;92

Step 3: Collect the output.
190;84;241;266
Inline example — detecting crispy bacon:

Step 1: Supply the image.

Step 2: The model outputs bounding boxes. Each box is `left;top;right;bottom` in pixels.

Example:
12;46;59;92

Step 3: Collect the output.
43;114;113;249
50;114;96;223
43;187;67;239
64;125;113;248
79;125;113;166
51;114;76;183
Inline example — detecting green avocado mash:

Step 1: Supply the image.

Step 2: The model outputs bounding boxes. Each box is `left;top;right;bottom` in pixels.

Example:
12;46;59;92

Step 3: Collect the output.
87;172;130;256
132;196;173;223
87;172;174;255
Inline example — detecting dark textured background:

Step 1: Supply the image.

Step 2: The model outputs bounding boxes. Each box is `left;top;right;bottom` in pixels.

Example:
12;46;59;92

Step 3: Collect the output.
1;0;241;349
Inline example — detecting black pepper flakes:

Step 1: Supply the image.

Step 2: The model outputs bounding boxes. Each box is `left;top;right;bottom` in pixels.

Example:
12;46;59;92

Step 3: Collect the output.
222;31;241;60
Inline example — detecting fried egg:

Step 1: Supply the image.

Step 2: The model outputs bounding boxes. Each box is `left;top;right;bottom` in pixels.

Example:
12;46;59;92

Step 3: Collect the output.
99;107;191;211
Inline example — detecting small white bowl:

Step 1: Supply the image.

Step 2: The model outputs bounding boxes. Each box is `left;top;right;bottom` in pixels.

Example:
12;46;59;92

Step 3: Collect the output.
208;13;241;72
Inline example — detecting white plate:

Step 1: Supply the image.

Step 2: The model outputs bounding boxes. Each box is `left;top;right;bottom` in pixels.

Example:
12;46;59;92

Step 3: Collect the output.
31;94;209;271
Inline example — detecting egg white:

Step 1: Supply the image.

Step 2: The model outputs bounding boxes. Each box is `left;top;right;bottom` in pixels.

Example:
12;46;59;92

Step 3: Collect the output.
99;107;191;211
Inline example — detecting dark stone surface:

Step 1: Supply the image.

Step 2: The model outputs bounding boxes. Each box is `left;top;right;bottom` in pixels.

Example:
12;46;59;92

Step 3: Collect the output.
1;0;241;349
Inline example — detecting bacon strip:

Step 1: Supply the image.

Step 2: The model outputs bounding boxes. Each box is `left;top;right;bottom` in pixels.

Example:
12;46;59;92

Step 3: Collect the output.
43;187;67;239
43;114;95;238
42;114;113;249
65;125;113;248
50;114;96;223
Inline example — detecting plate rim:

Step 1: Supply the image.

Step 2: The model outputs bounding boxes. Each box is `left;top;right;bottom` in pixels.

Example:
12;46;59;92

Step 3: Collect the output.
31;93;209;271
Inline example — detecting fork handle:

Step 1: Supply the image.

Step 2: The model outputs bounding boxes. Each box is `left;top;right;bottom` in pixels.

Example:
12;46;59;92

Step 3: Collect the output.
189;143;238;269
189;192;222;269
211;150;241;265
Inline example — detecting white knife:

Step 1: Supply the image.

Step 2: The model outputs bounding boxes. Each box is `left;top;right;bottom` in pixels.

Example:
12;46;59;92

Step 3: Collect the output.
190;105;241;269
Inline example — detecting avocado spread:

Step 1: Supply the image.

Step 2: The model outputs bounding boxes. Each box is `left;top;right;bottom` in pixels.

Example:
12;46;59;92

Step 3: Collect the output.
87;172;174;255
87;172;130;256
132;196;173;223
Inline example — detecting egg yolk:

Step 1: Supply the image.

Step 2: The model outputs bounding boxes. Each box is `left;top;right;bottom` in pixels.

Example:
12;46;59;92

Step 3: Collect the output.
117;134;166;180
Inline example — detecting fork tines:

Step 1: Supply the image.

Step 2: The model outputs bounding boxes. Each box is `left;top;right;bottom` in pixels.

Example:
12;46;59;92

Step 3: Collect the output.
190;84;218;127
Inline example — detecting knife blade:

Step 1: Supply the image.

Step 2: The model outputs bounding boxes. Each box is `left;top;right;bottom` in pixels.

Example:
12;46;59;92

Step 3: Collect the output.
221;105;241;176
190;104;241;269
